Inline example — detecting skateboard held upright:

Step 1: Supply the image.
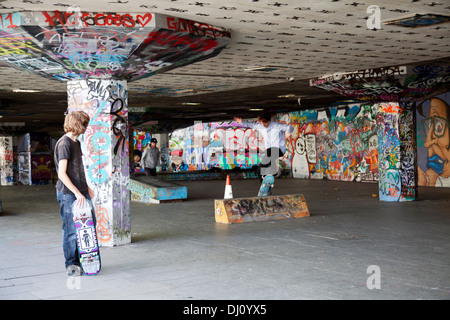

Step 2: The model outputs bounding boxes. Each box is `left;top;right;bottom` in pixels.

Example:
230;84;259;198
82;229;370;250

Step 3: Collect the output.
72;199;101;276
258;174;275;197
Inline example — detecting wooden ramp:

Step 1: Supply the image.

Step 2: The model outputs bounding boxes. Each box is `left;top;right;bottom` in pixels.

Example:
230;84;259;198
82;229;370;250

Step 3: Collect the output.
215;194;309;224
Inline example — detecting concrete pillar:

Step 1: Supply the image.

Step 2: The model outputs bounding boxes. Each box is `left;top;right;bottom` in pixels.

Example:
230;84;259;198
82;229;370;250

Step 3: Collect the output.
0;136;14;185
67;79;130;246
377;102;417;201
18;133;31;185
157;133;169;171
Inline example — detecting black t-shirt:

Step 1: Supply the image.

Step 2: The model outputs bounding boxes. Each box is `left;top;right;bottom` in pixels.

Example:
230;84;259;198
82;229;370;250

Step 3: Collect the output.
54;135;89;195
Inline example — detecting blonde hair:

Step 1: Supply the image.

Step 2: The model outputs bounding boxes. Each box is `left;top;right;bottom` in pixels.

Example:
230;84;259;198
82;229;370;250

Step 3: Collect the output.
64;111;90;135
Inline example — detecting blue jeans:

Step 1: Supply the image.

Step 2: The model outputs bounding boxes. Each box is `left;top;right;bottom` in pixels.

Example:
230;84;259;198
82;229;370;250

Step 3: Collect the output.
57;191;96;268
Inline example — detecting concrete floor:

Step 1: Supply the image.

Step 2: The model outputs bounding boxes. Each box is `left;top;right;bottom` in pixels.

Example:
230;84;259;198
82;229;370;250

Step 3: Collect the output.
0;178;449;300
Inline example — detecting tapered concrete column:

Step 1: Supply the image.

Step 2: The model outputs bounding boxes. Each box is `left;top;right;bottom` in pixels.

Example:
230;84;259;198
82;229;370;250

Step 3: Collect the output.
377;102;417;201
67;79;130;246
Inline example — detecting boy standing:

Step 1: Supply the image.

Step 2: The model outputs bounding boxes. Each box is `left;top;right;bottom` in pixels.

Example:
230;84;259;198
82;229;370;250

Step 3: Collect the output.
141;137;160;176
54;111;95;276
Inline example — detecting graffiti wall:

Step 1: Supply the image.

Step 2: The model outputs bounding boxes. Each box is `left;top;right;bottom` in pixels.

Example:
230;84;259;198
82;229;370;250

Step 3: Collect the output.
67;79;130;246
163;104;379;184
0;136;14;185
145;98;450;194
277;104;378;182
417;92;450;187
133;130;152;152
167;120;265;172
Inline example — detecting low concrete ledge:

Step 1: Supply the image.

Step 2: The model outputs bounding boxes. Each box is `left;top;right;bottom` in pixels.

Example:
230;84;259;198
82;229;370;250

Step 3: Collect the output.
215;194;310;224
127;176;187;204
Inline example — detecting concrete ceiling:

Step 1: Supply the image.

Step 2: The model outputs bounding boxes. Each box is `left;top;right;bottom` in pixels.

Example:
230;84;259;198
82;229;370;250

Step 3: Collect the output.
0;0;449;134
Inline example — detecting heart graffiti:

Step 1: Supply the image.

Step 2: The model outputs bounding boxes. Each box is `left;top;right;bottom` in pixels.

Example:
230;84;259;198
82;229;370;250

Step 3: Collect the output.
137;13;152;27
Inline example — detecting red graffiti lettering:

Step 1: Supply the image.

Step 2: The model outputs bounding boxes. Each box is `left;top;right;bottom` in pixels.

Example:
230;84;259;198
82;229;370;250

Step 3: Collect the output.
144;30;218;52
0;13;18;29
41;11;151;28
166;17;229;39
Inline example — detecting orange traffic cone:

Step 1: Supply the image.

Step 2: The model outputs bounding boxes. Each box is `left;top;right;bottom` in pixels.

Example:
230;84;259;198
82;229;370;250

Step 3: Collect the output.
224;175;233;199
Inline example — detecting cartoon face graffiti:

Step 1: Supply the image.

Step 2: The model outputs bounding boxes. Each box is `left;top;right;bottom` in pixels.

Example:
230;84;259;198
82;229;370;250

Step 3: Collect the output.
292;134;309;179
421;97;450;186
294;134;306;155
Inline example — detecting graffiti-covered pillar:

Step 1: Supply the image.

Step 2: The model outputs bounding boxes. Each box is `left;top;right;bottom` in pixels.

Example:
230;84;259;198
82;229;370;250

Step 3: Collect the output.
377;102;417;201
0;136;14;185
67;79;130;246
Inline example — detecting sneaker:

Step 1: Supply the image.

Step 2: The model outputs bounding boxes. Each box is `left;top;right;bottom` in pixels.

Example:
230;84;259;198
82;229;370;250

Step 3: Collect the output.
66;265;82;277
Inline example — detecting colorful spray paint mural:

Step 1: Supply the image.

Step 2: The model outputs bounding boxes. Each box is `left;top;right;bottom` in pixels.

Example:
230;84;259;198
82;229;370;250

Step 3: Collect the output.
164;104;379;184
277;104;378;182
168;120;265;172
140;99;441;197
133;130;152;151
417;92;450;187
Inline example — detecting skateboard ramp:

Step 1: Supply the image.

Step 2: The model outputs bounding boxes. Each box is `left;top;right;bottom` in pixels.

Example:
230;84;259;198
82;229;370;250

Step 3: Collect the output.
215;194;309;224
127;176;187;204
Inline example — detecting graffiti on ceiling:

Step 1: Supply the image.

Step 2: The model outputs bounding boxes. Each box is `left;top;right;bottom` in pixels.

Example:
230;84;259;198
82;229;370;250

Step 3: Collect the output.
310;65;450;102
0;11;231;82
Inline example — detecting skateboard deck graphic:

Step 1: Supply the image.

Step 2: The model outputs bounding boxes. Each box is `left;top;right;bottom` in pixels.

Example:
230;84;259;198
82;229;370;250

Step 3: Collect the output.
258;175;275;197
72;199;101;276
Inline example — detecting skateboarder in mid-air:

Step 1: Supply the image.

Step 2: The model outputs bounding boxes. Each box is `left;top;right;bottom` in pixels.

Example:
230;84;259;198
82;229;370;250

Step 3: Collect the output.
234;112;294;182
54;111;95;277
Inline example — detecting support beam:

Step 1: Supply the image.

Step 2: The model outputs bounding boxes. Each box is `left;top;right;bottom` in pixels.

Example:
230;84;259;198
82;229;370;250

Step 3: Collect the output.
67;79;130;246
